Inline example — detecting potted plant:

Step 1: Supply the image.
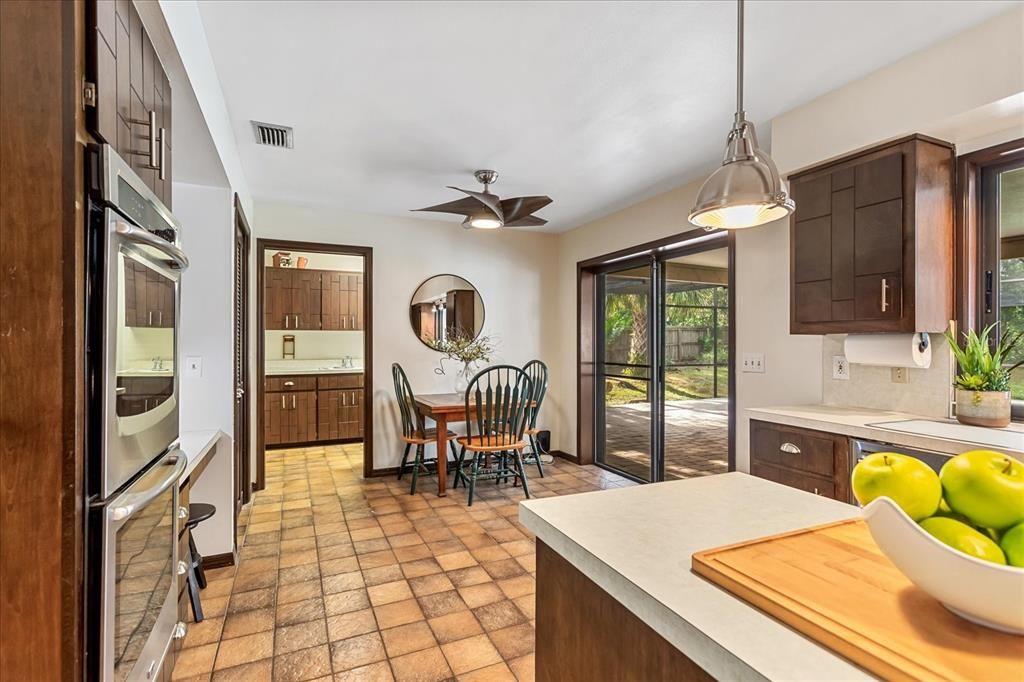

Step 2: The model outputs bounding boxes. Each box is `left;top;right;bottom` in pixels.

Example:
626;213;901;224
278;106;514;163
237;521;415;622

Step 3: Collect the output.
430;330;496;392
944;322;1022;428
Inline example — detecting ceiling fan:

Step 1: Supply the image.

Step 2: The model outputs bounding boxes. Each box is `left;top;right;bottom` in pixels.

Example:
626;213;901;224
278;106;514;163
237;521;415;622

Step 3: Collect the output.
413;170;552;230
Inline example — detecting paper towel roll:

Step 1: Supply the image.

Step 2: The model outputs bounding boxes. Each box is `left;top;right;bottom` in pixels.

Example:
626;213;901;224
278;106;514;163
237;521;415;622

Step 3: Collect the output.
844;333;932;369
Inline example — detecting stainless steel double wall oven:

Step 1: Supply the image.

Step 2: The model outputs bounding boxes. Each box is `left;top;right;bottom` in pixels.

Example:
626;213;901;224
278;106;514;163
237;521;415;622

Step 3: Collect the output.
85;145;190;682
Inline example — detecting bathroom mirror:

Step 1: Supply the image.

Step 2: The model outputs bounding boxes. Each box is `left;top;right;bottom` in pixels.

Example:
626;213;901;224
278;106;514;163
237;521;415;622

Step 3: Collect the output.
409;275;485;348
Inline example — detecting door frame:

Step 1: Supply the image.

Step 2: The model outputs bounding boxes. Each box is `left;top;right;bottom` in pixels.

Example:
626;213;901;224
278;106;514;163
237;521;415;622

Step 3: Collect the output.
233;195;252;507
578;228;736;477
255;238;375;489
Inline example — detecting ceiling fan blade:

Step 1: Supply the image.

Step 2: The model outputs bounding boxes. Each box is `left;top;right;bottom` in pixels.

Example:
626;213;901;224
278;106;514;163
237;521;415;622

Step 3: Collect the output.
447;186;504;221
504;215;548;228
500;195;552;223
411;196;481;216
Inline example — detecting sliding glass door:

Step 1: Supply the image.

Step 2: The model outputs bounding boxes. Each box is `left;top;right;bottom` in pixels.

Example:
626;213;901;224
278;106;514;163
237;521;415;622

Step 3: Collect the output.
593;234;731;482
596;260;658;481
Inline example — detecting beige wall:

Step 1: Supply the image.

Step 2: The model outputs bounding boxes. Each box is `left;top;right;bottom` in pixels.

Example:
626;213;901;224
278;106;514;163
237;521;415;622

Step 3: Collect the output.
253;201;559;470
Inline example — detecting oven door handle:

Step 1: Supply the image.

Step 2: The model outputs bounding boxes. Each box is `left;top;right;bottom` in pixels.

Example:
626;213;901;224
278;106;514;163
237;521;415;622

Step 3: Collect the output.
114;220;190;271
110;450;186;521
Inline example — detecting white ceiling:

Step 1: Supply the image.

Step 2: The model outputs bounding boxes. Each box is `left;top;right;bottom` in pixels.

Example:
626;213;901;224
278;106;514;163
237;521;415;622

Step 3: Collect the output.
198;0;1016;232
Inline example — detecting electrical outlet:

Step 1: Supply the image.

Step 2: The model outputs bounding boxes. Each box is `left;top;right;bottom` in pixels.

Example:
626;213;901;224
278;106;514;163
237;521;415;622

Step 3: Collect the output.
891;367;909;384
741;353;765;373
185;356;203;378
832;356;850;380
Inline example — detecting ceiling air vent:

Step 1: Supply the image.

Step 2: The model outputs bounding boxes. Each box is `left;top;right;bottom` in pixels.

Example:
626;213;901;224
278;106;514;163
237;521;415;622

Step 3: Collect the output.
252;121;294;149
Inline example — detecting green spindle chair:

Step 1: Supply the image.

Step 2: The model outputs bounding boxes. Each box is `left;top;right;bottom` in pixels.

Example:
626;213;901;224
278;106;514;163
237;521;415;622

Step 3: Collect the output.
522;359;548;478
452;365;533;506
391;363;459;494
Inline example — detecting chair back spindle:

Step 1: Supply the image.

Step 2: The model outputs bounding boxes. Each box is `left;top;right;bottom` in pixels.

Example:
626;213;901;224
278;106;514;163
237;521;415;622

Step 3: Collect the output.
392;363;425;440
522;360;548;431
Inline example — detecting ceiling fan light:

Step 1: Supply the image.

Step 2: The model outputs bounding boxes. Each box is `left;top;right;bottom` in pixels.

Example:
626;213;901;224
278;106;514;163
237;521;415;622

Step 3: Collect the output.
463;214;503;229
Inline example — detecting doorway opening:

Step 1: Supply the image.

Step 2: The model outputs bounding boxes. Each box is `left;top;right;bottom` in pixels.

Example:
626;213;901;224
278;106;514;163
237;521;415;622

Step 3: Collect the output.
580;230;734;482
233;197;251;510
255;239;374;488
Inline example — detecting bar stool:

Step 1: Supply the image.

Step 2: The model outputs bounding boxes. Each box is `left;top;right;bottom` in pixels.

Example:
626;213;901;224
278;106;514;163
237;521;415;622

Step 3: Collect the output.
185;502;216;622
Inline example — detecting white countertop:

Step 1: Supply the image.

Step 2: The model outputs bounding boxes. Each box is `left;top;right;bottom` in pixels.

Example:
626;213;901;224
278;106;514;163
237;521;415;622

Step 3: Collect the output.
747;405;1023;458
520;473;866;681
265;359;363;376
178;429;223;480
117;369;174;378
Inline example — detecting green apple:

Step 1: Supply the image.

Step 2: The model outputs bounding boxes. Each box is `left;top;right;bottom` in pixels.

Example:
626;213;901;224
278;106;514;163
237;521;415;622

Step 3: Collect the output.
1000;522;1024;568
940;450;1024;530
851;452;942;521
919;516;1007;565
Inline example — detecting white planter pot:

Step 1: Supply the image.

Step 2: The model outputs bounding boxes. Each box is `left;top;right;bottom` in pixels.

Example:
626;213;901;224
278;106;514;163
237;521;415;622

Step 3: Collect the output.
955;388;1011;428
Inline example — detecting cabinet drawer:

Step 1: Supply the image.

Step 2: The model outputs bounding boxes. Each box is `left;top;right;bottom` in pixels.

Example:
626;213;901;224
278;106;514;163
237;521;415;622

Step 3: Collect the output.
751;462;836;499
318;374;364;390
750;420;837;477
266;376;317;392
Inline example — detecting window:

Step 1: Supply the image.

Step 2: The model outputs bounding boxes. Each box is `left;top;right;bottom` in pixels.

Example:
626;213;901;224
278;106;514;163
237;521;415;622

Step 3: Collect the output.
959;140;1024;419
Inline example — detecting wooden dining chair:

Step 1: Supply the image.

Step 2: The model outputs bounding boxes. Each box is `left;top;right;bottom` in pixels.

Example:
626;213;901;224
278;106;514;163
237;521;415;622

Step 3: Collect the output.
392;363;459;494
452;365;533;505
522;359;548;478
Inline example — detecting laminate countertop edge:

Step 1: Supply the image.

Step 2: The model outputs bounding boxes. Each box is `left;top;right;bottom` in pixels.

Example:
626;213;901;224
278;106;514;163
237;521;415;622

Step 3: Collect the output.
746;405;1023;458
519;474;869;681
179;429;224;480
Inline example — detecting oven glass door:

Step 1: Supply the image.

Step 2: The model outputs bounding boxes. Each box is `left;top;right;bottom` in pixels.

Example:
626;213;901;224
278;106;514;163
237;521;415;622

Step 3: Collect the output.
104;451;185;682
103;208;186;497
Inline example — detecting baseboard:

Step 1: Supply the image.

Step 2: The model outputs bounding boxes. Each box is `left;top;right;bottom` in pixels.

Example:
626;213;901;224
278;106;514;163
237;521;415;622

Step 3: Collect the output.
549;449;579;464
367;466;399;478
202;552;235;570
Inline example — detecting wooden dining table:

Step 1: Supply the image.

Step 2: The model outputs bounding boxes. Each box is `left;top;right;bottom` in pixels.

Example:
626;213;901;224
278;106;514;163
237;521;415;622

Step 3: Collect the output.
414;393;472;497
414;392;534;497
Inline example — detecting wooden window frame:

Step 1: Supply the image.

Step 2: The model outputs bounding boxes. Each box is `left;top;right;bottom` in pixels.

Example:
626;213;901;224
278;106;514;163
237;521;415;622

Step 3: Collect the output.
954;138;1024;420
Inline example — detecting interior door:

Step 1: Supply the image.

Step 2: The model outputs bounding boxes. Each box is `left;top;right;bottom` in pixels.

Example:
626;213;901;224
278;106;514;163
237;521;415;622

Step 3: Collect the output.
596;259;659;482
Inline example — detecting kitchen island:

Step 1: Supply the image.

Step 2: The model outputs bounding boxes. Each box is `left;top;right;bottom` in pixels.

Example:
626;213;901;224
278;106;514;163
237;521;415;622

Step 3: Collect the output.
519;473;867;681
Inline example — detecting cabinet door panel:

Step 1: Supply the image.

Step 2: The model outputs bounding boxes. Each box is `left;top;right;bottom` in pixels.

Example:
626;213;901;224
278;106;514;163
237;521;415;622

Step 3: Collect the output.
792;175;831;221
855;152;902;207
292;270;322;330
128;5;143;99
94;29;118;144
264;268;290;329
294;392;317;443
854;199;902;276
265;394;283;445
321;271;350;330
793;216;831;283
317;390;340;441
793;280;831;323
854;273;901;321
830;188;855;300
751;463;836;499
115;17;131;124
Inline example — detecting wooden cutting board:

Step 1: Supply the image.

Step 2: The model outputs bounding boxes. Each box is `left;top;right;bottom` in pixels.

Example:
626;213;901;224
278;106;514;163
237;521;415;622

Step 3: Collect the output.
692;519;1024;682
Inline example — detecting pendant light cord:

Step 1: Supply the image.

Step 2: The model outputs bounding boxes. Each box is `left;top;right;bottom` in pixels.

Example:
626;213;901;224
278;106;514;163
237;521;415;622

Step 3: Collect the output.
736;0;744;117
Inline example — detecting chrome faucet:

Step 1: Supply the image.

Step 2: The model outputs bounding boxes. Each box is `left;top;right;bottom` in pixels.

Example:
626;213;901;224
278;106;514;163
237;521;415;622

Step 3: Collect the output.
151;357;164;371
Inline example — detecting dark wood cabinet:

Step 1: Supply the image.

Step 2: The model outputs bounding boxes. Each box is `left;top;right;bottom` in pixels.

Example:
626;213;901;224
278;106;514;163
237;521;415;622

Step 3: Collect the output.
322;271;364;330
749;420;850;503
116;375;173;416
124;260;174;327
265;373;364;446
88;0;173;207
789;134;953;334
264;268;323;330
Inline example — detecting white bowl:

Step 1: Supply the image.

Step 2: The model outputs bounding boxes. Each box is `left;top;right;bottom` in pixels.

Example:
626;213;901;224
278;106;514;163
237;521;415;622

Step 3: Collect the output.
863;497;1024;634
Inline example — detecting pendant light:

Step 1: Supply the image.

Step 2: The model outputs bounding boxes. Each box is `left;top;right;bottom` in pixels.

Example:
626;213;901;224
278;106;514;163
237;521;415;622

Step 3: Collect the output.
689;0;794;230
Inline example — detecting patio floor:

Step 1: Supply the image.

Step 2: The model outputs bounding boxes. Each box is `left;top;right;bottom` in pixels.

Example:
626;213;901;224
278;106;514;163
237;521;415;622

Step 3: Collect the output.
602;398;728;480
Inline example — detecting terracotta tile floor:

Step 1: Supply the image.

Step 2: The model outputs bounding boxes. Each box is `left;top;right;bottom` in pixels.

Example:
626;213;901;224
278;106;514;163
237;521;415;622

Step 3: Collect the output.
172;443;635;681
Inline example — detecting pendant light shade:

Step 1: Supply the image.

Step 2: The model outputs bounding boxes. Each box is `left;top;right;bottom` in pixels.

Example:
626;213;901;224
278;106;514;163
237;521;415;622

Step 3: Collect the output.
688;0;794;230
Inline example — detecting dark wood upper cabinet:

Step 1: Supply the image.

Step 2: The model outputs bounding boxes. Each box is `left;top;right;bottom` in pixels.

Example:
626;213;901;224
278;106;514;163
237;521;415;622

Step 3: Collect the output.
322;271;364;330
789;134;954;334
124;260;174;328
87;0;173;208
264;268;323;330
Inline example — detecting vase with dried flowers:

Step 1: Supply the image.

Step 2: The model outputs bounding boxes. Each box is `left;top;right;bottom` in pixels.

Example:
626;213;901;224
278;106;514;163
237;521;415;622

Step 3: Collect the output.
430;331;496;392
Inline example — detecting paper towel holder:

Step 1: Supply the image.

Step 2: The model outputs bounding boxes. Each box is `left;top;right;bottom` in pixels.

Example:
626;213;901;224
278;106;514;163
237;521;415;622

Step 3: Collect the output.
918;332;930;353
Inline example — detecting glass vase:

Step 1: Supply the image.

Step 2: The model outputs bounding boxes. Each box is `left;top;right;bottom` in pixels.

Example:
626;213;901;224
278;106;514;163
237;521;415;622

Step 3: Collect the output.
454;361;476;393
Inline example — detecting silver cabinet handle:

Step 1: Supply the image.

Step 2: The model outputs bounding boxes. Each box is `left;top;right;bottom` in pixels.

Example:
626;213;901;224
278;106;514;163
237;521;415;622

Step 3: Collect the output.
351;315;356;328
177;560;188;576
295;314;300;328
292;395;296;409
158;127;166;180
342;392;346;407
281;395;285;409
127;110;161;173
284;314;290;329
880;277;889;312
284;381;295;387
158;310;163;326
148;311;153;325
780;442;801;454
813;487;820;495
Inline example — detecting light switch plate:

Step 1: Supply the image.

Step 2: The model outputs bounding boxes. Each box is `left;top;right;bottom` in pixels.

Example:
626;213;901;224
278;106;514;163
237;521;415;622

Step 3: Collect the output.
185;356;203;378
832;356;850;380
741;353;765;373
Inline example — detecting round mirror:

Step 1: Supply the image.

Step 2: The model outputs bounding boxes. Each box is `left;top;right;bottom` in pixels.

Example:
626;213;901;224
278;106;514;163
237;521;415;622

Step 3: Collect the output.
410;275;485;348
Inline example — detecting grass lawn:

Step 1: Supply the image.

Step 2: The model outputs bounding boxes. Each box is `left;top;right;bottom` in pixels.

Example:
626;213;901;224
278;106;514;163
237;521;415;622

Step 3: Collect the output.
605;366;729;406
